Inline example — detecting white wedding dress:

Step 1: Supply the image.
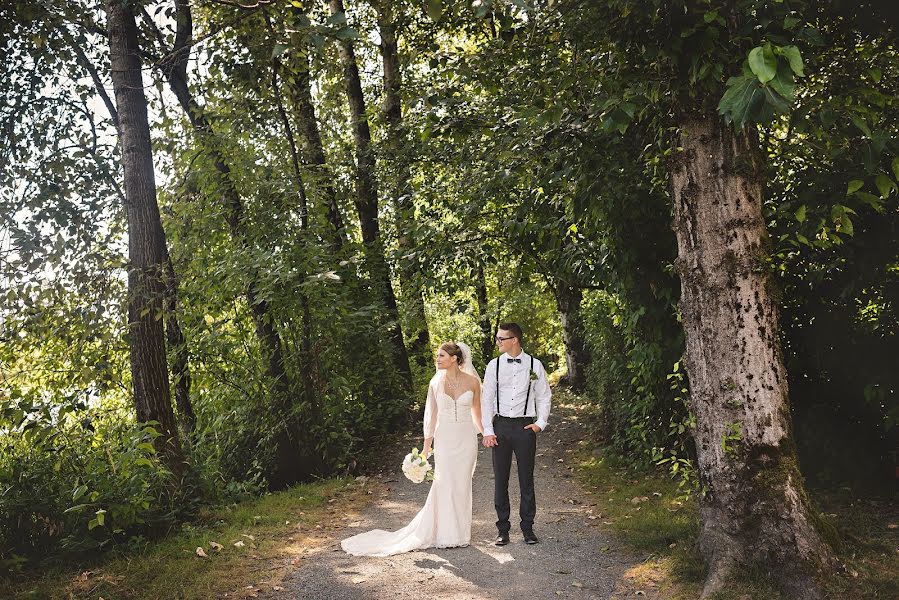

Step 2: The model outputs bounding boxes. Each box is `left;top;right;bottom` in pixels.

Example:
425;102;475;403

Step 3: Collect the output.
341;372;479;556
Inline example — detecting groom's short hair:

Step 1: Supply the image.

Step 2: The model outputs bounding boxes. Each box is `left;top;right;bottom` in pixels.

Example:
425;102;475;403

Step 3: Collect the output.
498;322;523;342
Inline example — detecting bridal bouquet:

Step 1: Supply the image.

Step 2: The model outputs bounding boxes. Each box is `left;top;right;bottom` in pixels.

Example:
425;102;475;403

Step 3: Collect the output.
401;448;433;484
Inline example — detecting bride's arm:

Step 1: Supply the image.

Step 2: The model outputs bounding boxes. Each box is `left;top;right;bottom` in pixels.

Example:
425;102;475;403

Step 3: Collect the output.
422;381;438;458
471;383;484;435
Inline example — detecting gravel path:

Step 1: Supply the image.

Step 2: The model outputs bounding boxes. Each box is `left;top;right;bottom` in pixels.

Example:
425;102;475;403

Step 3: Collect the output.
267;403;637;599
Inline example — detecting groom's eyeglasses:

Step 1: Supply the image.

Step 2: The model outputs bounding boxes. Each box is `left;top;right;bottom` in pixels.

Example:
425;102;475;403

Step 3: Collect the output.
495;336;515;343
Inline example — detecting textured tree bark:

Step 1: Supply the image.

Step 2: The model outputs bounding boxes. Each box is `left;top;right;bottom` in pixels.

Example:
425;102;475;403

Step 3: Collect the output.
376;4;432;372
153;2;313;488
329;0;412;389
106;0;183;472
670;116;835;599
555;282;589;393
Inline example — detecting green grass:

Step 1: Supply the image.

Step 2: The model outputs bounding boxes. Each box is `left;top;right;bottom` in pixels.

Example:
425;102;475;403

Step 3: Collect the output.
572;444;705;598
573;444;898;600
3;477;361;600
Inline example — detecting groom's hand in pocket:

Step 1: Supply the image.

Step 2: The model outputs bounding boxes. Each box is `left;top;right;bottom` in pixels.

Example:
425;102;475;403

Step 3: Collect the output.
524;424;542;433
483;435;498;448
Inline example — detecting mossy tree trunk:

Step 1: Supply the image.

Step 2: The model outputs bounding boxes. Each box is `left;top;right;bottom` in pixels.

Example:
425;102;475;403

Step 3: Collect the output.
670;116;836;599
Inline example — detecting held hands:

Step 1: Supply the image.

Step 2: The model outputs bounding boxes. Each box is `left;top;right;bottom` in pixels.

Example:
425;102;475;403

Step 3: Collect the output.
482;434;498;448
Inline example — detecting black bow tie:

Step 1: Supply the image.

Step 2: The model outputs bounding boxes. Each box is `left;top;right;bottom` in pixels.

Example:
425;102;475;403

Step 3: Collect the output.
507;358;522;363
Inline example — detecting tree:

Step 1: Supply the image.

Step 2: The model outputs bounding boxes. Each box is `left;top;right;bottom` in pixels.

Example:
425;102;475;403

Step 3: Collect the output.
105;0;183;473
142;1;318;488
374;1;432;371
328;0;413;389
556;1;850;595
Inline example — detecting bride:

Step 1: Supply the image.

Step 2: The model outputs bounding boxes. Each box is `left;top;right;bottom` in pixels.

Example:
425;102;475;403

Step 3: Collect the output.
341;341;483;556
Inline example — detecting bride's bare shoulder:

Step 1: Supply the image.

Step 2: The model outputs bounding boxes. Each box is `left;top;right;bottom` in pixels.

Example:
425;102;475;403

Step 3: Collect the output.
463;372;481;389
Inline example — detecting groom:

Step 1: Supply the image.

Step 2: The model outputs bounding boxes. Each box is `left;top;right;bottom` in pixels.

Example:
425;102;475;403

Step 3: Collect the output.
481;323;552;546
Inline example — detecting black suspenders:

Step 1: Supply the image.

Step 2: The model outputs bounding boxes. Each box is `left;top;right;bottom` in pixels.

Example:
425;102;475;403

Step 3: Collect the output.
495;356;535;418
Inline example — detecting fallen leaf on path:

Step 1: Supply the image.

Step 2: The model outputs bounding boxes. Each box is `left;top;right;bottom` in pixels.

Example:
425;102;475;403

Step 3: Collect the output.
242;534;256;540
888;523;897;529
273;585;285;591
195;547;208;558
572;581;584;588
210;541;223;551
233;540;245;547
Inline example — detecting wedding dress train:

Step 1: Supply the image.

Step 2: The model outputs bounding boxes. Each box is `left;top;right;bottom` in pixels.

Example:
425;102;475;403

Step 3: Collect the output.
341;379;478;557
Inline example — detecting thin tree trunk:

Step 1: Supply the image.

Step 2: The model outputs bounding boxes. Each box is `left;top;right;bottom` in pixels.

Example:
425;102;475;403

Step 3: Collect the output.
285;27;347;250
164;249;195;437
329;0;412;389
556;282;589;393
266;13;318;410
151;1;311;488
476;262;494;366
106;0;183;473
376;4;431;371
670;116;835;599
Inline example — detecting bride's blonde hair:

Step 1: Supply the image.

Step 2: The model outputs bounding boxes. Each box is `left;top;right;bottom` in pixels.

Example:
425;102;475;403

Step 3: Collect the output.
439;341;465;367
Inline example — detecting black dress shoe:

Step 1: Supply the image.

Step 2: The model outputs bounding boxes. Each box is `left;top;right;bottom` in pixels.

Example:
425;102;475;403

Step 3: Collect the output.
522;530;539;545
494;532;510;546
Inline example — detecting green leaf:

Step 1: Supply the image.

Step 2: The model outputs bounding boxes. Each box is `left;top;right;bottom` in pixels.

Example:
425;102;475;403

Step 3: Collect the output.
855;192;884;212
794;205;807;223
892;157;899;181
335;27;358;41
704;10;718;23
846;180;864;195
748;44;777;84
875;173;897;198
73;484;88;502
271;44;289;60
850;114;872;137
426;0;442;22
718;75;764;127
95;509;106;527
776;45;804;77
768;66;796;101
783;15;801;29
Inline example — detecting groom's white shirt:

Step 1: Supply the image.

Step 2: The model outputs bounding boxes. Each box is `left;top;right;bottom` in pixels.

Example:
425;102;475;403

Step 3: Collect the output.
481;351;551;436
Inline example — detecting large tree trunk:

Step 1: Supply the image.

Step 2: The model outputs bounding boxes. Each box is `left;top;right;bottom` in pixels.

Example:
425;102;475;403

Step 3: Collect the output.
555;282;589;393
106;0;183;472
670;115;835;599
150;2;313;488
376;4;431;372
329;0;412;389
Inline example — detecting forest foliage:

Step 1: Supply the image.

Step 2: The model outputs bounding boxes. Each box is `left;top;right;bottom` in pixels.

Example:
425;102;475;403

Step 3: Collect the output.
1;0;896;592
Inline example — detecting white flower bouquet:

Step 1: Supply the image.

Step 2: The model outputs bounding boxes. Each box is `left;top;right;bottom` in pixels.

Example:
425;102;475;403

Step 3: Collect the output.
401;447;433;483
